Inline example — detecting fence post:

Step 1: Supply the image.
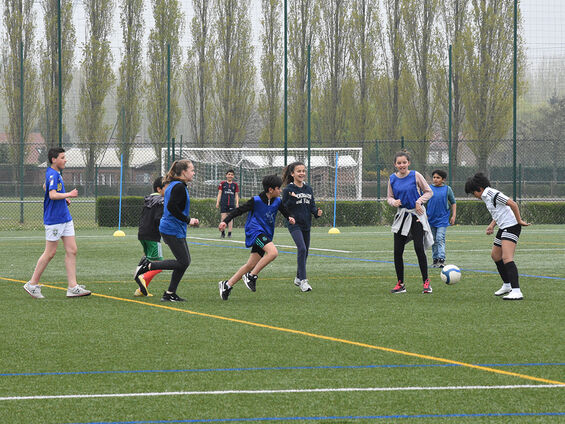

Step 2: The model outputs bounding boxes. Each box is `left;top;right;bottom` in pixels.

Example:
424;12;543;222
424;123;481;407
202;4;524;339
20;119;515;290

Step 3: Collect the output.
19;41;24;224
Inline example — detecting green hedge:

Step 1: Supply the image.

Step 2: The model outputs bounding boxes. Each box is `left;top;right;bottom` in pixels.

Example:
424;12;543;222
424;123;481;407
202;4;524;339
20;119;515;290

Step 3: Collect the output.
96;196;565;227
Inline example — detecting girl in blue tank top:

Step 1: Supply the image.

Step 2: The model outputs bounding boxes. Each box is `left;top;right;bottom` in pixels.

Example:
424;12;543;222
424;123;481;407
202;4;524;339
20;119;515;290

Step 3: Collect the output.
387;150;433;294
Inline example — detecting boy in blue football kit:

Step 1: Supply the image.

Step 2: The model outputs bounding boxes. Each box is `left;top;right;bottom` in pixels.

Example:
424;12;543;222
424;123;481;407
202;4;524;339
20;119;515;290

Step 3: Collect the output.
465;173;530;300
24;147;91;299
218;175;295;300
216;169;239;238
427;169;457;268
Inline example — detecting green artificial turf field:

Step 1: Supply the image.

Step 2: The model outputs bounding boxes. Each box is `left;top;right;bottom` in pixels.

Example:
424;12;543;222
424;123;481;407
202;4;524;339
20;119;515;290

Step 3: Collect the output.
1;225;564;423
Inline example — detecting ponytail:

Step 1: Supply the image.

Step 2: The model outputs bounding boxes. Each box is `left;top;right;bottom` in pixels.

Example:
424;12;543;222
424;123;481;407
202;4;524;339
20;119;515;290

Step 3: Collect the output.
163;159;192;184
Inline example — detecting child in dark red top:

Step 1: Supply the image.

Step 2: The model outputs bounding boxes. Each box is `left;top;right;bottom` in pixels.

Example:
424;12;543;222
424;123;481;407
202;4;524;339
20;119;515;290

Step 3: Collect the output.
216;169;239;238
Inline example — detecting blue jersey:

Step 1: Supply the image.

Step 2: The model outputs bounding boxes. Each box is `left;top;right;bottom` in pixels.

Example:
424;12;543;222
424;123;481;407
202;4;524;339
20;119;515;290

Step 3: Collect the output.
159;181;190;238
389;170;421;210
245;196;281;247
427;184;456;227
44;167;72;225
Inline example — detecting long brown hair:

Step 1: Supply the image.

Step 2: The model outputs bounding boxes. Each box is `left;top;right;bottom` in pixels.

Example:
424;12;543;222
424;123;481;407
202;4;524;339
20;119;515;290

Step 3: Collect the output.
282;161;305;186
163;159;192;184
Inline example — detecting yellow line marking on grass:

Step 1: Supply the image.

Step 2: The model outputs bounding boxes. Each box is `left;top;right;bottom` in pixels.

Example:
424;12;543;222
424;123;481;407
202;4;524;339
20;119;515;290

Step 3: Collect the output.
4;277;564;386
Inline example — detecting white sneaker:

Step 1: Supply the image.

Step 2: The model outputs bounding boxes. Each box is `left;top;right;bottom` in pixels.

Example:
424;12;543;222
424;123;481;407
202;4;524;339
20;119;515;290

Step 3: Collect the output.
66;285;91;297
502;290;523;301
494;284;512;296
294;277;301;287
299;279;312;292
24;282;44;299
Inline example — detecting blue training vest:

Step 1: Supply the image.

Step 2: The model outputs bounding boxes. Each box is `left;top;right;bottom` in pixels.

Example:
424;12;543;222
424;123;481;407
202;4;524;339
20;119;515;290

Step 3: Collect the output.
427;185;451;227
245;196;281;247
159;180;190;238
389;170;420;210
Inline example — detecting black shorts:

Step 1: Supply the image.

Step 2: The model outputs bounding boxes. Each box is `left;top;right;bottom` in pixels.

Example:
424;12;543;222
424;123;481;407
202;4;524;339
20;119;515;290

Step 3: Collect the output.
220;205;235;213
494;224;521;246
250;233;272;257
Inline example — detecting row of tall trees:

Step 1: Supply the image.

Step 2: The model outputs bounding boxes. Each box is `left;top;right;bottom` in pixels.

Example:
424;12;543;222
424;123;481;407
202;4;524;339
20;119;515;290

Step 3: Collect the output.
1;0;525;178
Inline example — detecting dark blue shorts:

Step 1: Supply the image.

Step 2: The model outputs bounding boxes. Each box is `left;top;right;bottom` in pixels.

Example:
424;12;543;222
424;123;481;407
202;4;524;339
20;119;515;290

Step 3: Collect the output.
250;233;272;257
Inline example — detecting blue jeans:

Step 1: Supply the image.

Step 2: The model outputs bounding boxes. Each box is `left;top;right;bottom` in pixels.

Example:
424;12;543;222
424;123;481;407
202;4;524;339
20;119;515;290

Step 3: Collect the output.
431;226;447;260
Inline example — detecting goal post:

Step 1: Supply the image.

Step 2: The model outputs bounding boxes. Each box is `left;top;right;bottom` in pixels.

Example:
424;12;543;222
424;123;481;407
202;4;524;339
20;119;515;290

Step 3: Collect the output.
161;147;363;200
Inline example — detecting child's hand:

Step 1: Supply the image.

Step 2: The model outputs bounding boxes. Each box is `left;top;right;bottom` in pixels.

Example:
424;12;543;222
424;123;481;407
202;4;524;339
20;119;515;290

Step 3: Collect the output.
450;216;456;225
288;217;296;225
215;203;219;209
66;199;71;206
219;222;227;231
518;219;531;227
316;208;322;217
68;188;78;198
290;192;297;197
189;218;199;227
486;226;494;235
392;199;402;207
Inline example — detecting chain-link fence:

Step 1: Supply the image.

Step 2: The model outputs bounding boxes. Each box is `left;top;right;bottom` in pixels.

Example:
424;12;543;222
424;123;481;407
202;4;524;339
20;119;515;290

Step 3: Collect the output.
1;138;563;230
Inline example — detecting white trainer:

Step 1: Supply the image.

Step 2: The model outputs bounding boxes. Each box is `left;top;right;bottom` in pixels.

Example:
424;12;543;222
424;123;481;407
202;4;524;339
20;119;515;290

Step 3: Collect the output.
494;284;512;296
294;277;301;287
23;282;44;299
502;290;523;301
66;285;91;298
299;279;312;292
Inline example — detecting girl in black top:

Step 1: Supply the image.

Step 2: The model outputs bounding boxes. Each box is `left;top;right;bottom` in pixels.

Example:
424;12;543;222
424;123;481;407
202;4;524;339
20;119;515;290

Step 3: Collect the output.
282;162;322;292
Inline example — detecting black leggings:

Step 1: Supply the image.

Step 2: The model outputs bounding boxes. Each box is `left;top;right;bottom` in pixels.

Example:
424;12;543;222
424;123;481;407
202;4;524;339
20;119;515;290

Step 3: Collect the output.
150;233;191;293
393;217;428;283
290;228;311;280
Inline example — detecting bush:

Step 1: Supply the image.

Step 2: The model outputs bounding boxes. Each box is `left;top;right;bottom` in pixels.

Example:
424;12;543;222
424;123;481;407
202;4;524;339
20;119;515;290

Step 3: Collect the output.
96;196;565;227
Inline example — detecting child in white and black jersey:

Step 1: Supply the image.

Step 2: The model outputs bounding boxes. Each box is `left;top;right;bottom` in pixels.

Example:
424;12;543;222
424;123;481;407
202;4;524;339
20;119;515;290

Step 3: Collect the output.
465;173;530;300
282;162;322;292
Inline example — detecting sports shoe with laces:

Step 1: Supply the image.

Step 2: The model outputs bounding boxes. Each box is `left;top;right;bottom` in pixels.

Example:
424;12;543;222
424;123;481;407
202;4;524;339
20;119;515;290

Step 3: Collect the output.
24;281;44;299
299;279;312;292
502;290;523;301
134;257;151;295
161;291;186;302
431;258;439;268
134;285;153;297
135;272;149;296
219;280;232;300
494;284;512;296
294;277;301;287
391;281;406;293
66;285;91;297
422;279;432;294
438;259;445;268
242;272;257;292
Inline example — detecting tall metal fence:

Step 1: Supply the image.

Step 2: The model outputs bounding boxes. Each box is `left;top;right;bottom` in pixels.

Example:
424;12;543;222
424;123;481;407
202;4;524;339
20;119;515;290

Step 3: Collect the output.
0;138;563;230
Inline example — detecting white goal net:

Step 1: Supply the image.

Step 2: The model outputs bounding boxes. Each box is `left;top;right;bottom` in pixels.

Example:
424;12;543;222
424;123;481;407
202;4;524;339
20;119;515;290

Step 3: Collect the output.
161;147;362;200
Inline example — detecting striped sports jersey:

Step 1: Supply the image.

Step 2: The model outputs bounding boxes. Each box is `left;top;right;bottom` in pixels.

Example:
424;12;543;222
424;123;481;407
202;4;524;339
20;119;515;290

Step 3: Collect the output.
481;187;517;229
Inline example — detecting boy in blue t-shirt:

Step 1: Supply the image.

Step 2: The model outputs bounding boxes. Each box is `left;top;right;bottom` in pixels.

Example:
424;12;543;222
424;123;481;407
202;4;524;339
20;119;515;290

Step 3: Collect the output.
217;175;295;300
427;169;457;268
24;147;91;299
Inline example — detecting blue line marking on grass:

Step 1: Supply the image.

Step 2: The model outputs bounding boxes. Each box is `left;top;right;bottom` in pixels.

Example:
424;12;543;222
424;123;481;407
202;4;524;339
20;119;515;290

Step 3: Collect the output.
68;411;565;423
189;241;565;281
3;362;563;377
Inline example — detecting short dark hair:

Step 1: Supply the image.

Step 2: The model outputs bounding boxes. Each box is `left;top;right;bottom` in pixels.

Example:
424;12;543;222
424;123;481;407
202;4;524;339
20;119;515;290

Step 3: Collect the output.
225;169;235;175
262;174;283;192
465;172;491;194
48;147;65;164
153;176;164;192
432;169;447;180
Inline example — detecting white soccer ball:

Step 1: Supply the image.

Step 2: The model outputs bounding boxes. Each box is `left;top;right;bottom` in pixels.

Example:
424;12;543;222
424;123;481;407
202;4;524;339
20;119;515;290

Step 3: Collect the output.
440;264;461;285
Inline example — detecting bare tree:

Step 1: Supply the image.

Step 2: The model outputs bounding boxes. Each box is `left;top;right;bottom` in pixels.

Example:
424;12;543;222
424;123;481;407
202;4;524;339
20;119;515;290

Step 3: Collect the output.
39;0;75;150
117;0;144;192
212;0;255;147
146;0;183;162
288;0;318;146
258;0;283;147
184;0;213;147
76;0;115;186
461;0;525;172
0;0;39;182
315;0;350;146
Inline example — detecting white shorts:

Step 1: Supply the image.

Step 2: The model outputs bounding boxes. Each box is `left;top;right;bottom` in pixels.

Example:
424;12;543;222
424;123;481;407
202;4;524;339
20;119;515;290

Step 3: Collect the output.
45;220;75;241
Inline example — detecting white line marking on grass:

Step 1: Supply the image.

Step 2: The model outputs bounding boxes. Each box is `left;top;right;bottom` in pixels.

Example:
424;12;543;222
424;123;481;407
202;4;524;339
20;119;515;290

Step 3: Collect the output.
187;236;351;253
2;384;563;401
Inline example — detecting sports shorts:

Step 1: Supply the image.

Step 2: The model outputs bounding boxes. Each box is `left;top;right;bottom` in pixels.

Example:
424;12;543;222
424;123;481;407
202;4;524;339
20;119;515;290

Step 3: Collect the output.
140;240;163;260
220;205;235;213
45;220;75;241
494;224;521;246
250;233;272;257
